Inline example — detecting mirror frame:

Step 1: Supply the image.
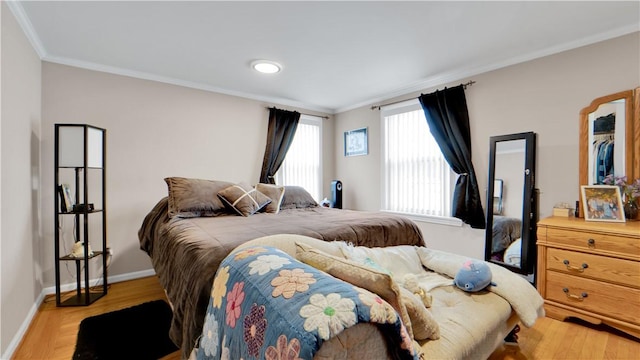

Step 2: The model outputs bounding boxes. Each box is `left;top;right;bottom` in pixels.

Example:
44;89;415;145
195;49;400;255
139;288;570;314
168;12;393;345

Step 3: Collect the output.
484;131;537;276
578;88;639;218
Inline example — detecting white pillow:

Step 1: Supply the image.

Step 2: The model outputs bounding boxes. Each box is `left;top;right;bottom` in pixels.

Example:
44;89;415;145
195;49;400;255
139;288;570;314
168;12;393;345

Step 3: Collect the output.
338;243;424;277
504;238;522;267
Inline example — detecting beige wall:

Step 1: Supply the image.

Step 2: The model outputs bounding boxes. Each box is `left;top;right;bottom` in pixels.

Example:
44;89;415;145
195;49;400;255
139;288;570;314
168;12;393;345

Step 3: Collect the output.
334;32;640;258
2;9;638;356
1;2;42;356
40;62;334;288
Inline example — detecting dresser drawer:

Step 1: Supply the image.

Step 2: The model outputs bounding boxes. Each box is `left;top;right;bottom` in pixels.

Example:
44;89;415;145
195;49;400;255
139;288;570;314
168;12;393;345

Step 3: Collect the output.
545;271;640;324
547;248;640;288
545;227;640;257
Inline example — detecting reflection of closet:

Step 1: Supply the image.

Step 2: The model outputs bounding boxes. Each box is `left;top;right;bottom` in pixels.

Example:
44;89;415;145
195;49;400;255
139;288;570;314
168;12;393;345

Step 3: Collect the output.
592;113;615;184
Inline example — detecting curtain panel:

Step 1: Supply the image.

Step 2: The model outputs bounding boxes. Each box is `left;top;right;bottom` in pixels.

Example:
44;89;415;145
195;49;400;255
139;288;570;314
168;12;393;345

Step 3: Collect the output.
418;85;486;229
259;108;301;184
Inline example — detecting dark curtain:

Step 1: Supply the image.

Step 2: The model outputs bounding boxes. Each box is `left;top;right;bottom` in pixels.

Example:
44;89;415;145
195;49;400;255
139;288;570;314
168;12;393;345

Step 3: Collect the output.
259;108;301;184
418;85;486;229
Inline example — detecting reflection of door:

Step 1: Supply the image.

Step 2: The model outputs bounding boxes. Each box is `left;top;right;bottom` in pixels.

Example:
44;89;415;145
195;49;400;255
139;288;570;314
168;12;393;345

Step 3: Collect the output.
494;141;525;219
493;179;503;215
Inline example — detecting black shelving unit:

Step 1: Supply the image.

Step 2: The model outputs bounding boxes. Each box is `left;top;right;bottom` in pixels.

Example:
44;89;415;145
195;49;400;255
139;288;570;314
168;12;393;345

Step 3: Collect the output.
54;124;107;306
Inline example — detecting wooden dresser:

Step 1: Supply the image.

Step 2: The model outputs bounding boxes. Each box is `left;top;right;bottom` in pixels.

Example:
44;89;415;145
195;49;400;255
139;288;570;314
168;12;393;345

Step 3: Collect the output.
537;216;640;338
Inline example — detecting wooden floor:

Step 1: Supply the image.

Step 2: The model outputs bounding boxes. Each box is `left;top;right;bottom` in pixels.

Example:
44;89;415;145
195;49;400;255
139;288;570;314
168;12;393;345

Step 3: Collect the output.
11;276;640;359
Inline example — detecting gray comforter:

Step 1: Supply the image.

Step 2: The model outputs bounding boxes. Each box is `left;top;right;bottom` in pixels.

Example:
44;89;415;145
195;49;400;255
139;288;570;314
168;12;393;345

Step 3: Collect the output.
138;197;424;359
491;215;522;254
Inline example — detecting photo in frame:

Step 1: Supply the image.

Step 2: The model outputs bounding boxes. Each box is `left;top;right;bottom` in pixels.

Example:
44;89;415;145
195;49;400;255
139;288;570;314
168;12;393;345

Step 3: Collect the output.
344;127;368;157
581;185;625;222
58;183;74;213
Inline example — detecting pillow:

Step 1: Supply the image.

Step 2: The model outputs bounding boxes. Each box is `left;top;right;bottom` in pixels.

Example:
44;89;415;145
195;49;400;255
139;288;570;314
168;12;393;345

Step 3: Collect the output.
398;287;440;340
504;238;522;267
339;243;425;277
280;186;318;210
255;183;285;214
217;182;272;217
164;177;233;218
296;242;439;341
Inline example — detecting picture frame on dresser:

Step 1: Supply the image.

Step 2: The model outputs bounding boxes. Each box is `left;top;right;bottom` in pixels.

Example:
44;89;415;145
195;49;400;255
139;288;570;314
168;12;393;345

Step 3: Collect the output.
580;185;625;222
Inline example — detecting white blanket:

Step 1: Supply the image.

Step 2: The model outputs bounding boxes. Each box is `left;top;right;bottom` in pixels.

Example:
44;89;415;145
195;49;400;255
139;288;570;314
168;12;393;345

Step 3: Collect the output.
415;247;545;327
335;241;545;327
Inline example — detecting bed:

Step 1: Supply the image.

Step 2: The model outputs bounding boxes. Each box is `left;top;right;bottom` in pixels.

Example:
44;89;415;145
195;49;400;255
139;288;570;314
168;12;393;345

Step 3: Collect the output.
138;178;425;359
490;215;522;263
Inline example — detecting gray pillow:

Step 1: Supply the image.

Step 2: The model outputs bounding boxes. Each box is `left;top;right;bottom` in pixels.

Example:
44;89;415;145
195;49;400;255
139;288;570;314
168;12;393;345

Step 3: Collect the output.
164;177;233;218
255;183;285;214
217;182;272;216
280;186;318;210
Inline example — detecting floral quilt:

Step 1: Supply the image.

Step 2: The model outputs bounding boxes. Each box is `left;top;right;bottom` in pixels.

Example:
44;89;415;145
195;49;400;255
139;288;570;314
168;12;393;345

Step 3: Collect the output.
193;246;417;360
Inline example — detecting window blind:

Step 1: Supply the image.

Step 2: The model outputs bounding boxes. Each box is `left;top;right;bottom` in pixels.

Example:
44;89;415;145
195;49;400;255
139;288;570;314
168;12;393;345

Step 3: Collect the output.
382;102;451;217
276;116;322;201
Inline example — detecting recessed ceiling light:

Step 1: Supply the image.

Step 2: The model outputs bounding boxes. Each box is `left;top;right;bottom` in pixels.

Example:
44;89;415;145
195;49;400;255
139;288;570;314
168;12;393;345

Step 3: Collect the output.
251;60;282;74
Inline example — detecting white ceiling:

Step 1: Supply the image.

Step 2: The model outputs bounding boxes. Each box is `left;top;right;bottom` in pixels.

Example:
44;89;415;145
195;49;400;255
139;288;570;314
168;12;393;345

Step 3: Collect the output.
10;1;640;114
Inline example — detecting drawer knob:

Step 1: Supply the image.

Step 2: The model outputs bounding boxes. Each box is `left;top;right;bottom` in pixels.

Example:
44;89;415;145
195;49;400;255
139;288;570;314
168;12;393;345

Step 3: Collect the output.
562;287;588;301
562;259;589;272
587;238;595;247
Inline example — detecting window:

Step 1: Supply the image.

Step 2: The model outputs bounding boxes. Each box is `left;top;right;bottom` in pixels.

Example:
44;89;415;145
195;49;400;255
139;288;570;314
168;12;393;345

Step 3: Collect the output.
275;115;323;201
381;100;453;218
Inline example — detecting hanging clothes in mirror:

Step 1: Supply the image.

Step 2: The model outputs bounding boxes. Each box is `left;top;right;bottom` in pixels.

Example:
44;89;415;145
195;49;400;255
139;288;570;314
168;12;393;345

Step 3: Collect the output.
592;113;615;184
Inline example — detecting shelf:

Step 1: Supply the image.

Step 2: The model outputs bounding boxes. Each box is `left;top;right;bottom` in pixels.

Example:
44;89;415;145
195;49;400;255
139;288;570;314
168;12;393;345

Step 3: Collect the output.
59;250;104;261
58;291;106;307
54;124;107;307
59;209;103;215
58;166;104;170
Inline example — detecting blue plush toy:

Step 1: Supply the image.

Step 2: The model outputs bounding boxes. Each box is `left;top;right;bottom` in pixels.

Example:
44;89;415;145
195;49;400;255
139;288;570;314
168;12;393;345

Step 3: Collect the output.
453;260;496;292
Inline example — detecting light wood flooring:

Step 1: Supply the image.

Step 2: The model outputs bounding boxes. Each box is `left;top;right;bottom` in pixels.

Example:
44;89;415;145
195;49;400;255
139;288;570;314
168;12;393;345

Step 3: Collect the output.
11;276;640;359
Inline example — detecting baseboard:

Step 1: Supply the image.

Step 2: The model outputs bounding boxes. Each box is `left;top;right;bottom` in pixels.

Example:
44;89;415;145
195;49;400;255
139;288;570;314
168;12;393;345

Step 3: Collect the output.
43;268;157;294
1;269;156;360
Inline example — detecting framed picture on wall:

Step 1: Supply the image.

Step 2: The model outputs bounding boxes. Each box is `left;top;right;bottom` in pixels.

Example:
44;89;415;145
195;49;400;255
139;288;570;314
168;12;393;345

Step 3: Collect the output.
581;185;625;222
344;127;368;157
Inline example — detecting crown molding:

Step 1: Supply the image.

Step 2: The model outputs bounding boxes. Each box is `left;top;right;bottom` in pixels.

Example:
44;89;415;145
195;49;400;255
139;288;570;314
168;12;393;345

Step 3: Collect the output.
8;0;638;116
7;1;333;114
43;54;334;114
5;1;47;58
335;24;640;114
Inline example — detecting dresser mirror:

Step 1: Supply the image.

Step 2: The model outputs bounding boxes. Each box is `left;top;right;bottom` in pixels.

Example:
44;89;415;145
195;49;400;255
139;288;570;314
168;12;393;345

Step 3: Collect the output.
485;132;537;276
578;88;640;217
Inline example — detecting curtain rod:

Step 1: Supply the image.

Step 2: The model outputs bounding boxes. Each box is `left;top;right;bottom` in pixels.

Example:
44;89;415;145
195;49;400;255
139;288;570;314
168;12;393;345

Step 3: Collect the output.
370;80;476;111
265;107;330;119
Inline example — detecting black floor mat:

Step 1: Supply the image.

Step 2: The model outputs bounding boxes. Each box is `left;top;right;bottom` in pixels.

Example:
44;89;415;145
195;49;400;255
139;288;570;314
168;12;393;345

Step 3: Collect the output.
72;300;178;360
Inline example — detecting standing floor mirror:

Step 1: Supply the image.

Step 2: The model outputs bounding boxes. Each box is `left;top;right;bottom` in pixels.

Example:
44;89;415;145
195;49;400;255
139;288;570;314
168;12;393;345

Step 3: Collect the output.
485;132;537;281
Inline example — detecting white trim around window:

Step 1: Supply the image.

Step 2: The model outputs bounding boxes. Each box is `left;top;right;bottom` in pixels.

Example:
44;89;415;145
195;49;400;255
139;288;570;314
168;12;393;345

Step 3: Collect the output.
380;99;461;226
